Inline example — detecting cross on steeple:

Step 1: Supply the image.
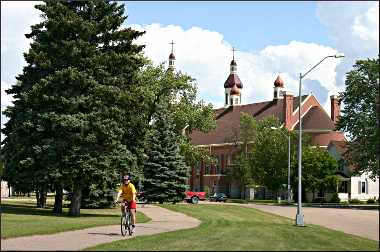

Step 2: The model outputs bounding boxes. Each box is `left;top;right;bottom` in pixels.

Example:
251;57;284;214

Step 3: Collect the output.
170;40;175;53
232;47;238;60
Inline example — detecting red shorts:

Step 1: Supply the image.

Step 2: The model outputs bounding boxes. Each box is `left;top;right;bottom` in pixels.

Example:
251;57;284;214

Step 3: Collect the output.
122;199;137;209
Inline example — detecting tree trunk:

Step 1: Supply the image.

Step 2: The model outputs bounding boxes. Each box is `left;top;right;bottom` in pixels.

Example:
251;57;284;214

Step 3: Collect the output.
36;190;40;208
53;184;63;215
39;190;47;208
69;184;82;216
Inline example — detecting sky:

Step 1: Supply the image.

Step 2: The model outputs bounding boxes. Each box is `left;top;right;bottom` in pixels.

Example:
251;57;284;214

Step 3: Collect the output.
1;1;379;141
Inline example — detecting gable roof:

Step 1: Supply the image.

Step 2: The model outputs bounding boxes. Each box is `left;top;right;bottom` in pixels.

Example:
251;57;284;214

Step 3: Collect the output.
293;106;335;130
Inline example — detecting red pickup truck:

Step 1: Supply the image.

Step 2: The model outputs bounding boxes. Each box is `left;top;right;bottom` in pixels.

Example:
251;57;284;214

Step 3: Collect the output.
185;191;206;204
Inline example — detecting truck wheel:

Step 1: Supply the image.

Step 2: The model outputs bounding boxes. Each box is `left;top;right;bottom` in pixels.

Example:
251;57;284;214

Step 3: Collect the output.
191;196;199;204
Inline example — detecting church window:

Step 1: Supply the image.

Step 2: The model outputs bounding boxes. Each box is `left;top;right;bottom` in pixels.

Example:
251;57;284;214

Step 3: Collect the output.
274;90;277;98
225;93;228;105
235;98;239;104
230;98;233;105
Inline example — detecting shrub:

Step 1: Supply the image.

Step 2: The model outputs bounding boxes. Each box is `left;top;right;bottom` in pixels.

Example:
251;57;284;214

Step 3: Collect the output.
349;198;362;204
312;197;327;204
366;198;375;204
227;199;248;204
329;193;341;203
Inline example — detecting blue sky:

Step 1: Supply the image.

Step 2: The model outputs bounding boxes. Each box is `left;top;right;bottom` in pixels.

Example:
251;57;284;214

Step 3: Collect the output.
1;1;379;140
125;1;334;52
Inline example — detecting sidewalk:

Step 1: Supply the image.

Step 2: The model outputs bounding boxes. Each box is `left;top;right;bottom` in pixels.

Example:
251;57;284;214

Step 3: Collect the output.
243;203;379;241
1;204;201;251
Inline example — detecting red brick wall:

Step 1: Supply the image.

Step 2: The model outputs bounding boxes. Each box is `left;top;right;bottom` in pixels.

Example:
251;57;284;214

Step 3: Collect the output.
330;96;340;126
283;94;294;130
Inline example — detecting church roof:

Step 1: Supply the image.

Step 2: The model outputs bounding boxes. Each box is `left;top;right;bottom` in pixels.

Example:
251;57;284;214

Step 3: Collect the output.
224;74;243;88
190;99;284;145
169;53;175;60
293;106;335;130
189;95;332;146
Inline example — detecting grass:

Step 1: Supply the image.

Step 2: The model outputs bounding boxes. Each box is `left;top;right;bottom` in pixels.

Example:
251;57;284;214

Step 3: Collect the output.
87;204;379;251
0;197;150;239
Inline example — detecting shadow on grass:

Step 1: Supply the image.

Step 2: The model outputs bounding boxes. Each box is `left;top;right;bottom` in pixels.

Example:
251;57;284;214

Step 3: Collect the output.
1;204;119;218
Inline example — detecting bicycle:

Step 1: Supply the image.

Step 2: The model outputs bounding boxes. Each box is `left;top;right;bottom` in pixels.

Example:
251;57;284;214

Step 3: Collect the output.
115;201;133;236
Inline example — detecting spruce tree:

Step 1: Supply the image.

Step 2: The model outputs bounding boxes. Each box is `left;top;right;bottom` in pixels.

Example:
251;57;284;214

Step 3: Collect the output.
2;1;146;215
143;107;189;204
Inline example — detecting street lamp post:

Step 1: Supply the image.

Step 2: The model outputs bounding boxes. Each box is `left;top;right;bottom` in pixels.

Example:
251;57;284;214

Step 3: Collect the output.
296;53;345;227
271;127;291;204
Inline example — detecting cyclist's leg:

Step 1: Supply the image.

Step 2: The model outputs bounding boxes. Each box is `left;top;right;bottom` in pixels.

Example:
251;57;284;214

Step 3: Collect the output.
129;200;137;227
121;199;127;215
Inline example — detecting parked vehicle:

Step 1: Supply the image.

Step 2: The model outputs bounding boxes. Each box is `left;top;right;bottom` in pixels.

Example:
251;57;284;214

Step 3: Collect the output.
209;193;228;202
185;191;206;204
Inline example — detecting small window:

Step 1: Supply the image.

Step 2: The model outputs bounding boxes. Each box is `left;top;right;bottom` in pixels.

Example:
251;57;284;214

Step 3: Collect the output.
225;93;228;105
230;98;233;105
235;98;239;104
361;181;366;194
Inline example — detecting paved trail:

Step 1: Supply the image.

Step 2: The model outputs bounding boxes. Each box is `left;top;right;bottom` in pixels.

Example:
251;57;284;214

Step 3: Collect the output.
1;205;201;251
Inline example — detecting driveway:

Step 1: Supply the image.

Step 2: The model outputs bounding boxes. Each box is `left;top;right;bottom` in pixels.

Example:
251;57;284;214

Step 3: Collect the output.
203;202;379;241
1;204;201;251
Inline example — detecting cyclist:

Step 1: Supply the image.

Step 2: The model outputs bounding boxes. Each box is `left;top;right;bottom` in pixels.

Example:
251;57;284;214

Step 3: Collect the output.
115;174;137;232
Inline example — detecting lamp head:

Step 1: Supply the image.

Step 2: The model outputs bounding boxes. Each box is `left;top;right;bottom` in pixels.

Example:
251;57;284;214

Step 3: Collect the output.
334;53;345;58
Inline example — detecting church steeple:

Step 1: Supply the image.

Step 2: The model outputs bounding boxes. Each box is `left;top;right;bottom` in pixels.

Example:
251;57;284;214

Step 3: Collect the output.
224;47;243;107
168;40;176;72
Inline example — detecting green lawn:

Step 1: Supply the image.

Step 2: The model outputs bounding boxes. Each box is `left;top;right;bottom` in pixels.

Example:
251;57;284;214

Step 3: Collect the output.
87;204;379;251
1;197;150;239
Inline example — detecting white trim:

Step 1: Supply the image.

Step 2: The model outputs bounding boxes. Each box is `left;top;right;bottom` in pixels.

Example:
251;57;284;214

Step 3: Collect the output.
290;104;314;130
292;94;312;115
290;94;335;130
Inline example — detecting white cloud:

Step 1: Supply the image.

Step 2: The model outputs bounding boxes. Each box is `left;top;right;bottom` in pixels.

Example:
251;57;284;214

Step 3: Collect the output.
317;1;379;56
128;23;342;115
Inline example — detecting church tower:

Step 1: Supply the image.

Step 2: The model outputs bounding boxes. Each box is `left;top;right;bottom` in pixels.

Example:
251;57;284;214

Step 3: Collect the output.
168;40;176;72
224;47;243;107
273;74;286;100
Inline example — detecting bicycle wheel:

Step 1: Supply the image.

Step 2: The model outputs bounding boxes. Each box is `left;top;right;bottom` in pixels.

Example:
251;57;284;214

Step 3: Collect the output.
127;211;133;236
121;213;127;236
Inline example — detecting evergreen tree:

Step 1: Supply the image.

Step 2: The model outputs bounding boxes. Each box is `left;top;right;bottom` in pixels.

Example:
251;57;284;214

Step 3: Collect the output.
143;107;188;204
1;1;145;215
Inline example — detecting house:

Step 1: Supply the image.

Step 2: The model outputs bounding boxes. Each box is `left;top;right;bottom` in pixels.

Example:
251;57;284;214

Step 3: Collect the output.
1;180;12;198
327;140;379;202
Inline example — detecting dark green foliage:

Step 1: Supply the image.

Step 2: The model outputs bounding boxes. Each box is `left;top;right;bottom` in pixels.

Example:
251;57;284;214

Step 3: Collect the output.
349;198;363;204
366;198;375;204
143;107;189;204
1;1;145;215
329;192;341;203
298;147;339;201
337;58;379;179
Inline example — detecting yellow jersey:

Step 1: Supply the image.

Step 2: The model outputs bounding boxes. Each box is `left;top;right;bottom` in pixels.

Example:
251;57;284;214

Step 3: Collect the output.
118;183;137;201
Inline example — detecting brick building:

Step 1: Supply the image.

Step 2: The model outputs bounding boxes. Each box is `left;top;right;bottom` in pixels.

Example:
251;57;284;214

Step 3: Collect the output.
186;54;346;198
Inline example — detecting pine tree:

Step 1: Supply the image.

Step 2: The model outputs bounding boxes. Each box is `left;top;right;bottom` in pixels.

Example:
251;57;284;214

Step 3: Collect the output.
1;1;146;215
143;107;189;204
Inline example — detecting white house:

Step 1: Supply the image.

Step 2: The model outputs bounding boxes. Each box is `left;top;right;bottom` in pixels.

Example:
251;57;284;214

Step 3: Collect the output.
1;180;12;198
327;140;379;202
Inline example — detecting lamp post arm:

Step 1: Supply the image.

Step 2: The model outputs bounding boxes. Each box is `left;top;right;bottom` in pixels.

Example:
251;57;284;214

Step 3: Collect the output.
301;56;333;79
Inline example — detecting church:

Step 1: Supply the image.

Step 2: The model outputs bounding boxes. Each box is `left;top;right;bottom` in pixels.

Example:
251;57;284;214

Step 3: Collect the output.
166;44;346;198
